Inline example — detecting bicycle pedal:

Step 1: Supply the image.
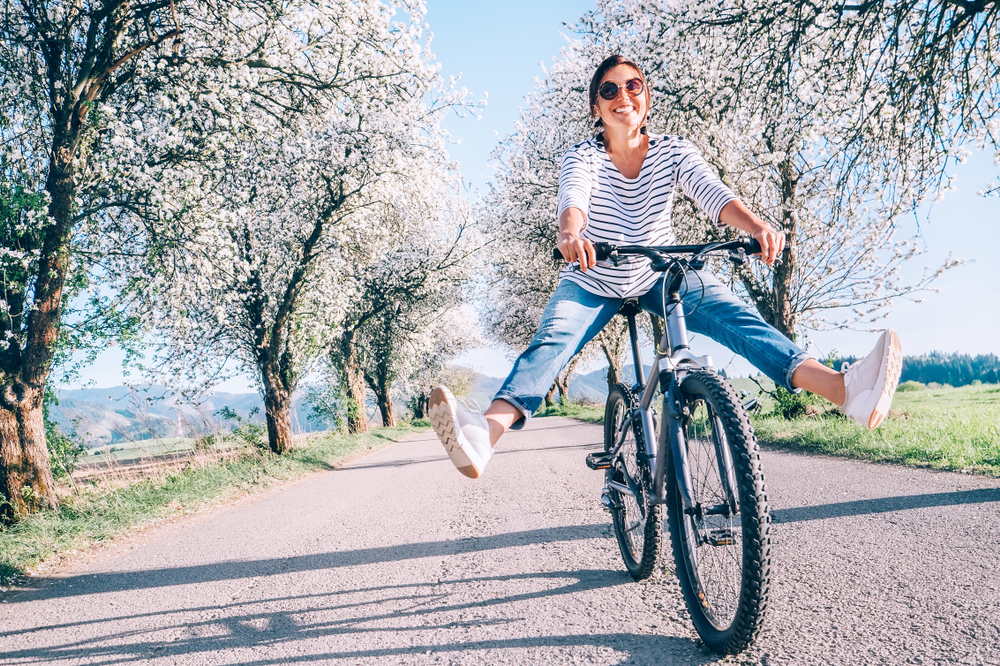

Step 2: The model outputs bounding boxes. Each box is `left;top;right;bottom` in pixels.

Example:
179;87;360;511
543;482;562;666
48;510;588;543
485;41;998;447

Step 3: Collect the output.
708;530;735;546
586;452;613;470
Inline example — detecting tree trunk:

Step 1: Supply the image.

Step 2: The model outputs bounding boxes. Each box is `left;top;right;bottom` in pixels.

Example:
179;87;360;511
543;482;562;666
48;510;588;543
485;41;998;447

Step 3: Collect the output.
262;378;294;454
338;330;369;434
599;319;627;392
544;383;557;408
364;350;397;428
1;136;77;521
772;158;800;341
651;315;665;351
410;391;428;419
376;390;396;427
0;391;56;521
556;353;583;403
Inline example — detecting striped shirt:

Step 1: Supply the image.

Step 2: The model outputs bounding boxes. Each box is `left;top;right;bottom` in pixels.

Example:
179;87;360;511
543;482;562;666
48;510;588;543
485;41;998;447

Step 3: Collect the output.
557;134;737;298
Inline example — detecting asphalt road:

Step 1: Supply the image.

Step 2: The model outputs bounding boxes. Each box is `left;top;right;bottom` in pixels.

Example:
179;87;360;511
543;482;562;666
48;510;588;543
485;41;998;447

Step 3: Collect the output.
2;416;999;665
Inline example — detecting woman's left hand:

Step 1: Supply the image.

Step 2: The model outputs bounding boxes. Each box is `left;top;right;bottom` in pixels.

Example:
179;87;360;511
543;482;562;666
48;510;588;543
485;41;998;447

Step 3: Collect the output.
752;226;784;266
718;200;784;266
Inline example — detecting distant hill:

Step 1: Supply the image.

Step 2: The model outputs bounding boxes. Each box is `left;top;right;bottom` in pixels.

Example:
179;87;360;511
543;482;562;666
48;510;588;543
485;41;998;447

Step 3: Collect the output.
48;386;323;447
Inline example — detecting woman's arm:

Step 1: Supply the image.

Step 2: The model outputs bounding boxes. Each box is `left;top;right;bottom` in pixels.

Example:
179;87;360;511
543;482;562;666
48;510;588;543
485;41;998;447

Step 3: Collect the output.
555;143;598;271
557;206;597;271
718;199;784;266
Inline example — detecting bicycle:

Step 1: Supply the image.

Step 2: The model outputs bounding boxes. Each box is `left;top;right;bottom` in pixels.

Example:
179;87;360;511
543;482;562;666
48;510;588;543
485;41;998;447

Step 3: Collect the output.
554;236;771;654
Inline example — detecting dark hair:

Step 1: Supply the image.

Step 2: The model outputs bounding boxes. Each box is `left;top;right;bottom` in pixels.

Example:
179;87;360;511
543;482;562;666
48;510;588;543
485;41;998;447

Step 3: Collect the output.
589;54;650;138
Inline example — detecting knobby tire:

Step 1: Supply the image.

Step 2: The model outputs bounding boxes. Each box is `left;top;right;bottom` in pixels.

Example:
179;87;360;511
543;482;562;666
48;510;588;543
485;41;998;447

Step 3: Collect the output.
665;371;770;654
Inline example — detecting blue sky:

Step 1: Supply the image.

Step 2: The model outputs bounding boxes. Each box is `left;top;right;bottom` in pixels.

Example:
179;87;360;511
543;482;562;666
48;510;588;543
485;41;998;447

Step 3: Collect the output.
68;0;1000;388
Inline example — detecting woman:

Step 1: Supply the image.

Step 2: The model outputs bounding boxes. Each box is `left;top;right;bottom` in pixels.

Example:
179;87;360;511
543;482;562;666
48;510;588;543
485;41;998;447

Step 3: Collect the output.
429;55;902;479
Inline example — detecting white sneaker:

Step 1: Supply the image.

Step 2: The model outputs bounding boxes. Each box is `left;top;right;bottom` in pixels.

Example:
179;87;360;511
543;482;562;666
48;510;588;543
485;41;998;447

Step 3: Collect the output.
428;386;493;479
840;330;903;429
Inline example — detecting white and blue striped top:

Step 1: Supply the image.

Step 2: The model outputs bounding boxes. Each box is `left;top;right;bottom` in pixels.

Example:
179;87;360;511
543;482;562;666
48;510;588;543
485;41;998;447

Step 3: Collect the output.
557;134;737;298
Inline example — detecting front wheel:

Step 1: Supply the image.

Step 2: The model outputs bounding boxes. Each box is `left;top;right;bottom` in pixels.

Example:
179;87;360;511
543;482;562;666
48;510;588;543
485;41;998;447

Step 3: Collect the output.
665;371;770;654
605;383;662;580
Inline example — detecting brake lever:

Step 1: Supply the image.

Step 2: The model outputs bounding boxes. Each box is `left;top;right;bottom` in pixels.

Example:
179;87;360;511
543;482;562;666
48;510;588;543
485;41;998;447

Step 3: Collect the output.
729;245;783;268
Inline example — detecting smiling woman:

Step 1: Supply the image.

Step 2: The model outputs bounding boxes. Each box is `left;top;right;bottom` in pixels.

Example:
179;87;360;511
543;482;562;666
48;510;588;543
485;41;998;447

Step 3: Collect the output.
428;53;905;484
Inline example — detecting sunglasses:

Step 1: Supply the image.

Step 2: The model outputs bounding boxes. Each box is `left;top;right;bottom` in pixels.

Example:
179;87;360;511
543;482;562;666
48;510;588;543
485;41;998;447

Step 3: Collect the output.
598;77;644;101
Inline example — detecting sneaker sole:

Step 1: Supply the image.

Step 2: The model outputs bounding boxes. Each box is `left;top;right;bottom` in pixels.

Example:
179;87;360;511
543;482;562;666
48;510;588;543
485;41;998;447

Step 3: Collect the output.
868;330;902;429
428;387;480;479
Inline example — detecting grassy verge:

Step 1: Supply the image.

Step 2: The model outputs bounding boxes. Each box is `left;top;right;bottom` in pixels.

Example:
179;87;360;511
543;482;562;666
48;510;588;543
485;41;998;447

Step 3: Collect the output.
536;381;1000;477
535;401;604;423
0;424;423;583
752;383;1000;476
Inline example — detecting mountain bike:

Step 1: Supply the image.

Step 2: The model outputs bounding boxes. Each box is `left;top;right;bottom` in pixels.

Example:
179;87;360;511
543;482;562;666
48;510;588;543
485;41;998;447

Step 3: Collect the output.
554;237;771;654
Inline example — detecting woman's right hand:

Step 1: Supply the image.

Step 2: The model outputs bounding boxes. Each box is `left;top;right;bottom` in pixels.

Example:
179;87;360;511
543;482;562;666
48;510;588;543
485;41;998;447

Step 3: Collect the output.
557;207;597;271
557;233;597;272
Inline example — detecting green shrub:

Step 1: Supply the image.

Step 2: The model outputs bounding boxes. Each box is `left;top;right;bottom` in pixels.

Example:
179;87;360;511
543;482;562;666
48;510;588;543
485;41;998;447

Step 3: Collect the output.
767;386;828;420
897;380;926;392
216;406;267;450
43;390;86;480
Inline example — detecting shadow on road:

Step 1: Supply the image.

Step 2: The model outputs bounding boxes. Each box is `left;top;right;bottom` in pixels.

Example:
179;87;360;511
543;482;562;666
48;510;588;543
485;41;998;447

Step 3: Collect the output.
771;487;1000;524
9;523;609;603
4;567;716;665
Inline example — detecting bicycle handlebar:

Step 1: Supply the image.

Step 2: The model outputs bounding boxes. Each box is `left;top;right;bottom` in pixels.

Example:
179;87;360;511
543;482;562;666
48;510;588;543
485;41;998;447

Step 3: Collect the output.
550;236;765;263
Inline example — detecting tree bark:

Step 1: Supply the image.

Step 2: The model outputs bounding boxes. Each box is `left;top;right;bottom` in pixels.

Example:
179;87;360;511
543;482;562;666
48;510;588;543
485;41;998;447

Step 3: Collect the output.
772;158;800;341
0;392;55;521
262;375;294;454
544;383;557;408
338;330;369;434
363;344;397;428
376;390;396;427
410;391;428;420
556;353;583;403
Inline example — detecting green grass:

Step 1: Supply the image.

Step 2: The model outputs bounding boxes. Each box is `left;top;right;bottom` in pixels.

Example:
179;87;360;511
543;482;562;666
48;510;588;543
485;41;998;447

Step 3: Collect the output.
0;424;423;583
751;383;1000;475
536;401;604;423
538;381;1000;478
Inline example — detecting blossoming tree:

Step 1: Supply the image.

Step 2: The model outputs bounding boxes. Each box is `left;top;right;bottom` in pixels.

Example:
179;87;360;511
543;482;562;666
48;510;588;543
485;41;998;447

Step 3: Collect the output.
130;0;471;453
0;0;188;520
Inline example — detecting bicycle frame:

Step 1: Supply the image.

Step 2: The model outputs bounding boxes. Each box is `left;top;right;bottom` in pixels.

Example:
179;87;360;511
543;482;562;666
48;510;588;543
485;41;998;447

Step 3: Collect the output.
605;248;749;515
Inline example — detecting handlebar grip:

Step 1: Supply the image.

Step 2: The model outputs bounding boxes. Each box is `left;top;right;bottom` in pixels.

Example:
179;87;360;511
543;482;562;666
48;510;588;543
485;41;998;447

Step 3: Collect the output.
551;242;613;263
744;237;763;255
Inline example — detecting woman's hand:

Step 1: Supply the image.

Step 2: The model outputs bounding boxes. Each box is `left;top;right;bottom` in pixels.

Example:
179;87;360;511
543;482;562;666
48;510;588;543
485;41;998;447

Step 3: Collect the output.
751;225;784;266
557;233;597;272
718;200;784;266
557;206;597;271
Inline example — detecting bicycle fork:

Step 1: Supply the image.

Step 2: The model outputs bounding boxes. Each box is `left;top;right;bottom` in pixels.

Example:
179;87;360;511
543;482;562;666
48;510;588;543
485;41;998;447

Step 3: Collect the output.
643;302;739;520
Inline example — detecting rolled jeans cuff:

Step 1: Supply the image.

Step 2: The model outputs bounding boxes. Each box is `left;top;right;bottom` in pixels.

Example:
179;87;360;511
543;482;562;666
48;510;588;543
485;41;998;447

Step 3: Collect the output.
784;352;813;393
493;392;533;430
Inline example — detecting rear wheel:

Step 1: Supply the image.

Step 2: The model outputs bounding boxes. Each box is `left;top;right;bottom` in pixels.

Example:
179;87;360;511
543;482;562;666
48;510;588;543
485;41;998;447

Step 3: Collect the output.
605;383;662;580
665;371;770;653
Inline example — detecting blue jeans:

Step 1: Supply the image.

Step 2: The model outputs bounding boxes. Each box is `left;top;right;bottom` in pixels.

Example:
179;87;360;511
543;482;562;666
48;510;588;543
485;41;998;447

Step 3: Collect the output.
495;273;811;428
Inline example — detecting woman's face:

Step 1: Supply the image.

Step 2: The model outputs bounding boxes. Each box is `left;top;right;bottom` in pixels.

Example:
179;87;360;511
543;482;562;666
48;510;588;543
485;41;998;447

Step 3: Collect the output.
593;64;647;133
